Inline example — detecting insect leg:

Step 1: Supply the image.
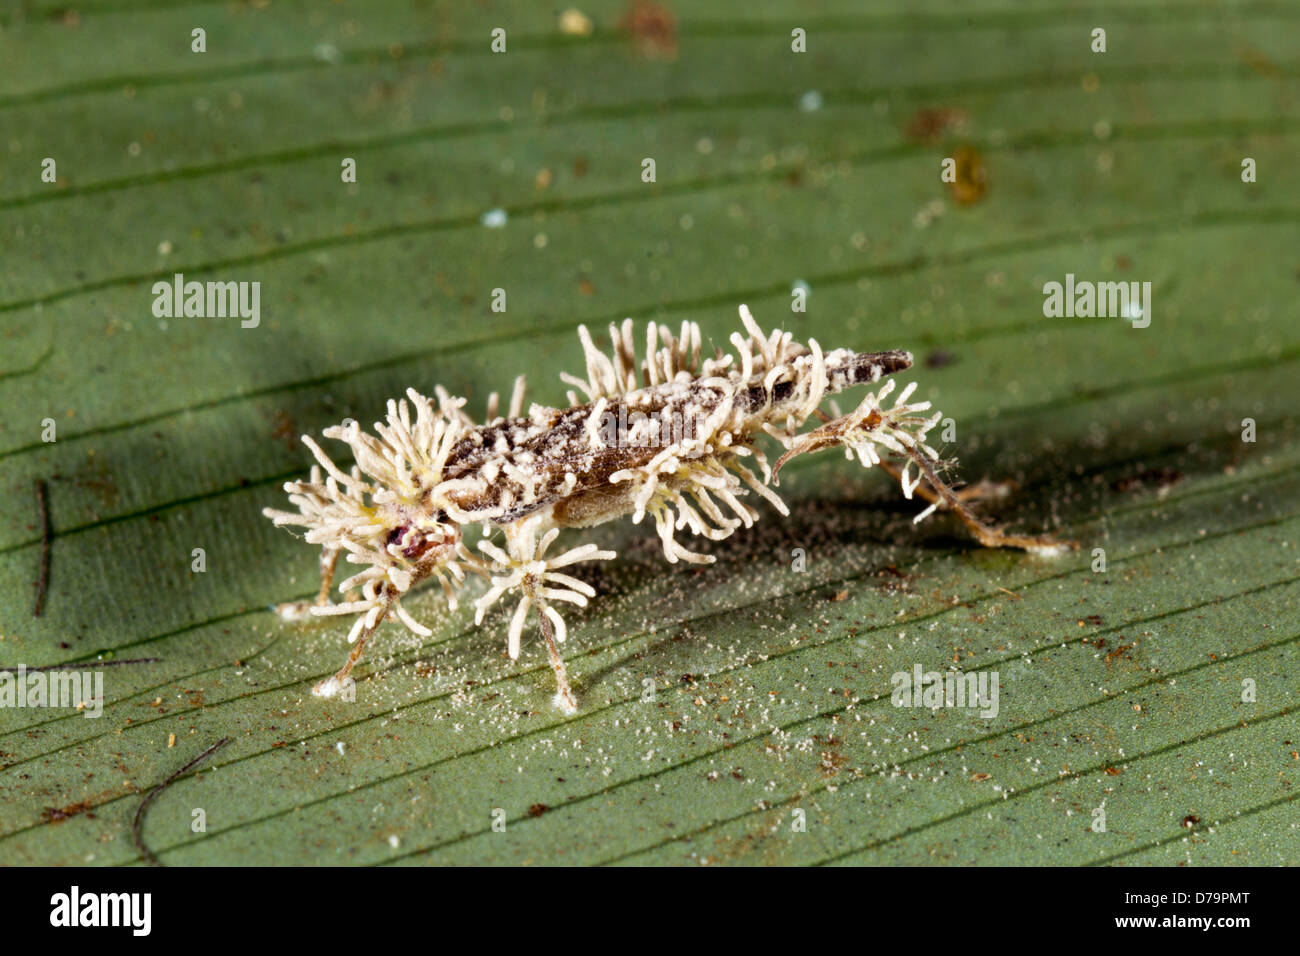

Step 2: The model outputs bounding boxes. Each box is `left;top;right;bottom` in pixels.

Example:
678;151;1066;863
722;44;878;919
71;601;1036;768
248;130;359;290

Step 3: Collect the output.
273;545;344;621
898;444;1076;556
476;522;613;712
312;606;387;699
532;591;578;714
308;551;481;699
877;460;1013;507
315;545;342;605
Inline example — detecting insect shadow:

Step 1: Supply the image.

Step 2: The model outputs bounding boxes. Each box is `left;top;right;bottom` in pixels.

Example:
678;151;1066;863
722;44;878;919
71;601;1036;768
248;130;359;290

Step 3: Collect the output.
569;399;1262;699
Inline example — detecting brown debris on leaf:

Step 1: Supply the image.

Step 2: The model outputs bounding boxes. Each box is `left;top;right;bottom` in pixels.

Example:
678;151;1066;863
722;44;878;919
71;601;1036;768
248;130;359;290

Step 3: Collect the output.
905;107;969;142
620;0;677;59
947;145;988;205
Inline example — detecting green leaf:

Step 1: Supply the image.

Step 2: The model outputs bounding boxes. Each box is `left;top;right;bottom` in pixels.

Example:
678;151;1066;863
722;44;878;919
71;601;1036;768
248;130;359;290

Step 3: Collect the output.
2;0;1296;866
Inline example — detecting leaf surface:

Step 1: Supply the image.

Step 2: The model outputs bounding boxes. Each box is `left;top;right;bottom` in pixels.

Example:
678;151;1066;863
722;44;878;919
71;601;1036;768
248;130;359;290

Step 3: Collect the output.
1;0;1297;865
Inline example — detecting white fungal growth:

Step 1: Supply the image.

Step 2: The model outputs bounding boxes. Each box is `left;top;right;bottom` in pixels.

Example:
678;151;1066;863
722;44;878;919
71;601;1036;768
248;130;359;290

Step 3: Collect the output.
267;305;1073;712
312;675;355;700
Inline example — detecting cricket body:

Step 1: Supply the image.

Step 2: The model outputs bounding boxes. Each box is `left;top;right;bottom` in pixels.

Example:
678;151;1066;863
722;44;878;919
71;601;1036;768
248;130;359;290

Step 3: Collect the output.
264;305;1072;712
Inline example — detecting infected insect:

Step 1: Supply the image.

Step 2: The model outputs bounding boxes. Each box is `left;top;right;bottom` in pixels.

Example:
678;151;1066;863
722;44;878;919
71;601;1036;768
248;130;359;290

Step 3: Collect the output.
264;306;1073;712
